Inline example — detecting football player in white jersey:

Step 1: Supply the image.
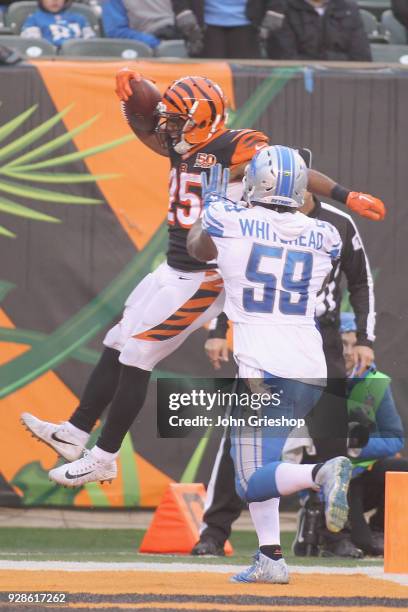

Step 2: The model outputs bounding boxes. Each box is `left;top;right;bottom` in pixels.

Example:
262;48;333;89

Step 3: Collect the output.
187;146;352;584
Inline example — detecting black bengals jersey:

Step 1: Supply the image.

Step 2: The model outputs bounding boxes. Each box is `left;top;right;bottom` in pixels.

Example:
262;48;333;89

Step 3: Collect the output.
167;128;269;271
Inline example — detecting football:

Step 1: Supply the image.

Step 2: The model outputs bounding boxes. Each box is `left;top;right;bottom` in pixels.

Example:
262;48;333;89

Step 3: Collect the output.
122;77;162;133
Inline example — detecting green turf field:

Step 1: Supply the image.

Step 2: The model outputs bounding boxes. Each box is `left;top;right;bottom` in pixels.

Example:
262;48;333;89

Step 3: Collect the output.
0;528;383;567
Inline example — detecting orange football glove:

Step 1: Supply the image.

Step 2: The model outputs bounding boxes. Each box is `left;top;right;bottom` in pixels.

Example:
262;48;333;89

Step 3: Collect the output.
115;67;142;101
346;192;386;221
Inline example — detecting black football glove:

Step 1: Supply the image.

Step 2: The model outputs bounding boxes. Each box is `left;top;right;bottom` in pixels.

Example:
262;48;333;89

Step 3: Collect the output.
347;422;370;458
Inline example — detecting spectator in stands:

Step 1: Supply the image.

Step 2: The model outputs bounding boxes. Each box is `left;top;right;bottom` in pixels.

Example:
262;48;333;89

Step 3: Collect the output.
391;0;408;30
266;0;372;61
102;0;179;51
21;0;95;48
172;0;285;58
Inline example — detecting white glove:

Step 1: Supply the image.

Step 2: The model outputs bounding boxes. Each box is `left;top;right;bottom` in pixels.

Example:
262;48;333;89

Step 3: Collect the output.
259;10;285;40
176;9;204;56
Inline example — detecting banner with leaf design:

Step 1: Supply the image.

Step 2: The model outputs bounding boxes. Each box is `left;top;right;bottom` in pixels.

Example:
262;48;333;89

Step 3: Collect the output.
0;61;406;508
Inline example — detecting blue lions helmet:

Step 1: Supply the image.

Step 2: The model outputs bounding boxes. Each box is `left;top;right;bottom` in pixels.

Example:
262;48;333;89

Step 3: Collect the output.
243;145;308;208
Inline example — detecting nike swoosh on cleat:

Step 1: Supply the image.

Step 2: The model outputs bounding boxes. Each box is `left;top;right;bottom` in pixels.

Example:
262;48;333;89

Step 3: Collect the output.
51;432;78;446
64;470;94;480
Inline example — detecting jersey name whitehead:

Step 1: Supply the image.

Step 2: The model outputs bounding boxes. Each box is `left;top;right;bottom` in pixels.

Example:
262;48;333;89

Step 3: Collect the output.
239;218;326;250
203;201;342;326
203;201;342;377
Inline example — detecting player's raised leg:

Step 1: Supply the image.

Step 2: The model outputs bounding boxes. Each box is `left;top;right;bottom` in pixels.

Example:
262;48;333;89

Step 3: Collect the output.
20;264;159;462
21;346;121;461
48;265;224;487
20;412;89;462
230;374;352;584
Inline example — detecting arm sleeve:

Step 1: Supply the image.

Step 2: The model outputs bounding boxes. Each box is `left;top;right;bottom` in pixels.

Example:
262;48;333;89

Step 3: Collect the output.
102;0;160;47
341;218;375;346
74;14;95;38
359;387;405;459
21;13;37;28
202;200;245;238
347;4;372;61
323;222;342;261
202;201;226;238
208;312;230;339
230;130;269;168
21;13;41;37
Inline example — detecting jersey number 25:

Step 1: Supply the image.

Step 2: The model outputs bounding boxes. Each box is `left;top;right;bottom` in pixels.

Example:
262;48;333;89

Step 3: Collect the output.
168;169;202;228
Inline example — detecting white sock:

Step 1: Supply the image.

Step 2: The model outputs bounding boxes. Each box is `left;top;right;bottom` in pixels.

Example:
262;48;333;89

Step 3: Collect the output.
91;445;119;463
275;463;315;495
249;498;280;546
63;421;90;445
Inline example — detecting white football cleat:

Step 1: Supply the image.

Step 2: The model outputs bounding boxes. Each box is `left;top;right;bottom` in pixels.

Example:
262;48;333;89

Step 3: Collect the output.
21;412;86;462
315;456;352;533
49;449;117;488
230;552;289;584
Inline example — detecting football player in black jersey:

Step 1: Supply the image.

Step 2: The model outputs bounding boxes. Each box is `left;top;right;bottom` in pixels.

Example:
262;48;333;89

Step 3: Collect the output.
21;70;386;488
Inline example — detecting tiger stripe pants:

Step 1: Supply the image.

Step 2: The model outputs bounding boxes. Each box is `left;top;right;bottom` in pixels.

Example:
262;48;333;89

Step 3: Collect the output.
104;262;225;370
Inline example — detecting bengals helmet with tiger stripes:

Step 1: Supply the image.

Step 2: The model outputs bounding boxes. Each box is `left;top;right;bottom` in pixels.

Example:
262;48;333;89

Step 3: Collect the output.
155;76;228;154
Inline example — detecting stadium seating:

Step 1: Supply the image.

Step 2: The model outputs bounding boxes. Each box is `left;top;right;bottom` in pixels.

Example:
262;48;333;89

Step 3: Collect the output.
370;42;408;61
358;0;390;19
59;37;153;58
5;1;101;35
381;10;408;44
0;34;56;56
359;9;380;36
155;39;187;58
359;9;390;43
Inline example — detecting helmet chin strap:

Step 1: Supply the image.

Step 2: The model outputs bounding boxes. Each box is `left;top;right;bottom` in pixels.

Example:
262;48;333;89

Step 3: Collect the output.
173;138;193;155
172;113;223;155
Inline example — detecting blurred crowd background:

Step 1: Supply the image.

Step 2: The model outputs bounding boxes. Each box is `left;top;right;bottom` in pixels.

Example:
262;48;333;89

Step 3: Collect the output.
0;0;407;61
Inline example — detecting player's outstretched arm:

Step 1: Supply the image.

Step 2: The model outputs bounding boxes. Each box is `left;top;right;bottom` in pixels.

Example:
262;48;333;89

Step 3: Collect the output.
132;128;169;157
188;163;228;260
115;67;169;157
187;219;217;262
205;313;230;370
307;168;386;221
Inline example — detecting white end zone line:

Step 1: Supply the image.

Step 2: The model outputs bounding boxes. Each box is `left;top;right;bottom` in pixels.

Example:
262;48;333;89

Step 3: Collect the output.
0;560;407;586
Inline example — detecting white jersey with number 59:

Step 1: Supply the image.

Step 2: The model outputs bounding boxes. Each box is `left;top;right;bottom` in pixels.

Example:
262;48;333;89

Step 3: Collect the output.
202;200;342;378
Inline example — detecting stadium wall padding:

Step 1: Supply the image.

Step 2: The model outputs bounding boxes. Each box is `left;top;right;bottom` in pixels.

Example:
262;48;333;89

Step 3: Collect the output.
0;61;406;508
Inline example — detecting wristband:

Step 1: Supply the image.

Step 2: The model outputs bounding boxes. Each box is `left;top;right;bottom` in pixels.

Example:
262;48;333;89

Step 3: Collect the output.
331;184;350;204
208;313;229;339
355;335;373;349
